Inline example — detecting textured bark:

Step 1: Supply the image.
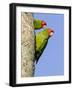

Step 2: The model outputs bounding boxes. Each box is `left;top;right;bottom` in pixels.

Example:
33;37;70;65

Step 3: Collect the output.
21;12;35;77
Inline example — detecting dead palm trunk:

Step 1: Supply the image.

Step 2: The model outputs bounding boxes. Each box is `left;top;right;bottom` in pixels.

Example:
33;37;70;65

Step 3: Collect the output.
21;12;35;77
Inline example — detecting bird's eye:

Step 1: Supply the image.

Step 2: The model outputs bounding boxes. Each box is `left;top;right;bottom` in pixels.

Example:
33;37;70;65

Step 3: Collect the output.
41;21;47;27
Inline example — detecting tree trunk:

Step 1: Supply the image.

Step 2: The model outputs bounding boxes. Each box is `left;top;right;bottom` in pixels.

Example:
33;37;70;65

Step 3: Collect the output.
21;12;35;77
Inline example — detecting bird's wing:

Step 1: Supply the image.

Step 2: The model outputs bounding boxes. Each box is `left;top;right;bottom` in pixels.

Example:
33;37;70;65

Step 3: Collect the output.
35;37;48;63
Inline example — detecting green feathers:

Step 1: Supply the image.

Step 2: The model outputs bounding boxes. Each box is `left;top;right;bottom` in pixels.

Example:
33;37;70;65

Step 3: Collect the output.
34;19;54;63
34;19;46;29
34;19;42;29
35;29;49;63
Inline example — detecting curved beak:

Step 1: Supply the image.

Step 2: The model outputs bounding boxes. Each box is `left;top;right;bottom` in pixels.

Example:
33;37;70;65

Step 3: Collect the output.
48;28;54;37
41;20;47;28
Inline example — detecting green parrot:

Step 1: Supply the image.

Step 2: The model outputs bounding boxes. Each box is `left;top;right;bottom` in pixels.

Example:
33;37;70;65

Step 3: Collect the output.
35;28;54;63
34;19;47;29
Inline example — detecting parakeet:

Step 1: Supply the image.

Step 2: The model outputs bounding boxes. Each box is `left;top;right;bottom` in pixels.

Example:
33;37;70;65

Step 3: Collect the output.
35;28;54;63
34;19;47;29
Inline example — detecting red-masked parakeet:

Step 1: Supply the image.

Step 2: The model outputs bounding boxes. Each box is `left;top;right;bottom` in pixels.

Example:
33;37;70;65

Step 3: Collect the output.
34;19;47;29
35;28;54;63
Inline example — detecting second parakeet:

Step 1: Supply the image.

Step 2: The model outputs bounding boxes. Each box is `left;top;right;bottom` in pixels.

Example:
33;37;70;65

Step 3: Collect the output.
35;28;54;63
34;19;47;29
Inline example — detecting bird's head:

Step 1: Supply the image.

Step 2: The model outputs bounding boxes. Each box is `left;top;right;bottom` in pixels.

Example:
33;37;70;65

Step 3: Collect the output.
41;20;47;28
48;28;54;37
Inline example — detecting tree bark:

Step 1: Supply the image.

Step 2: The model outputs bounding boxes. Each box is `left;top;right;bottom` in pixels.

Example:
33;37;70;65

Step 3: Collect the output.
21;12;35;77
